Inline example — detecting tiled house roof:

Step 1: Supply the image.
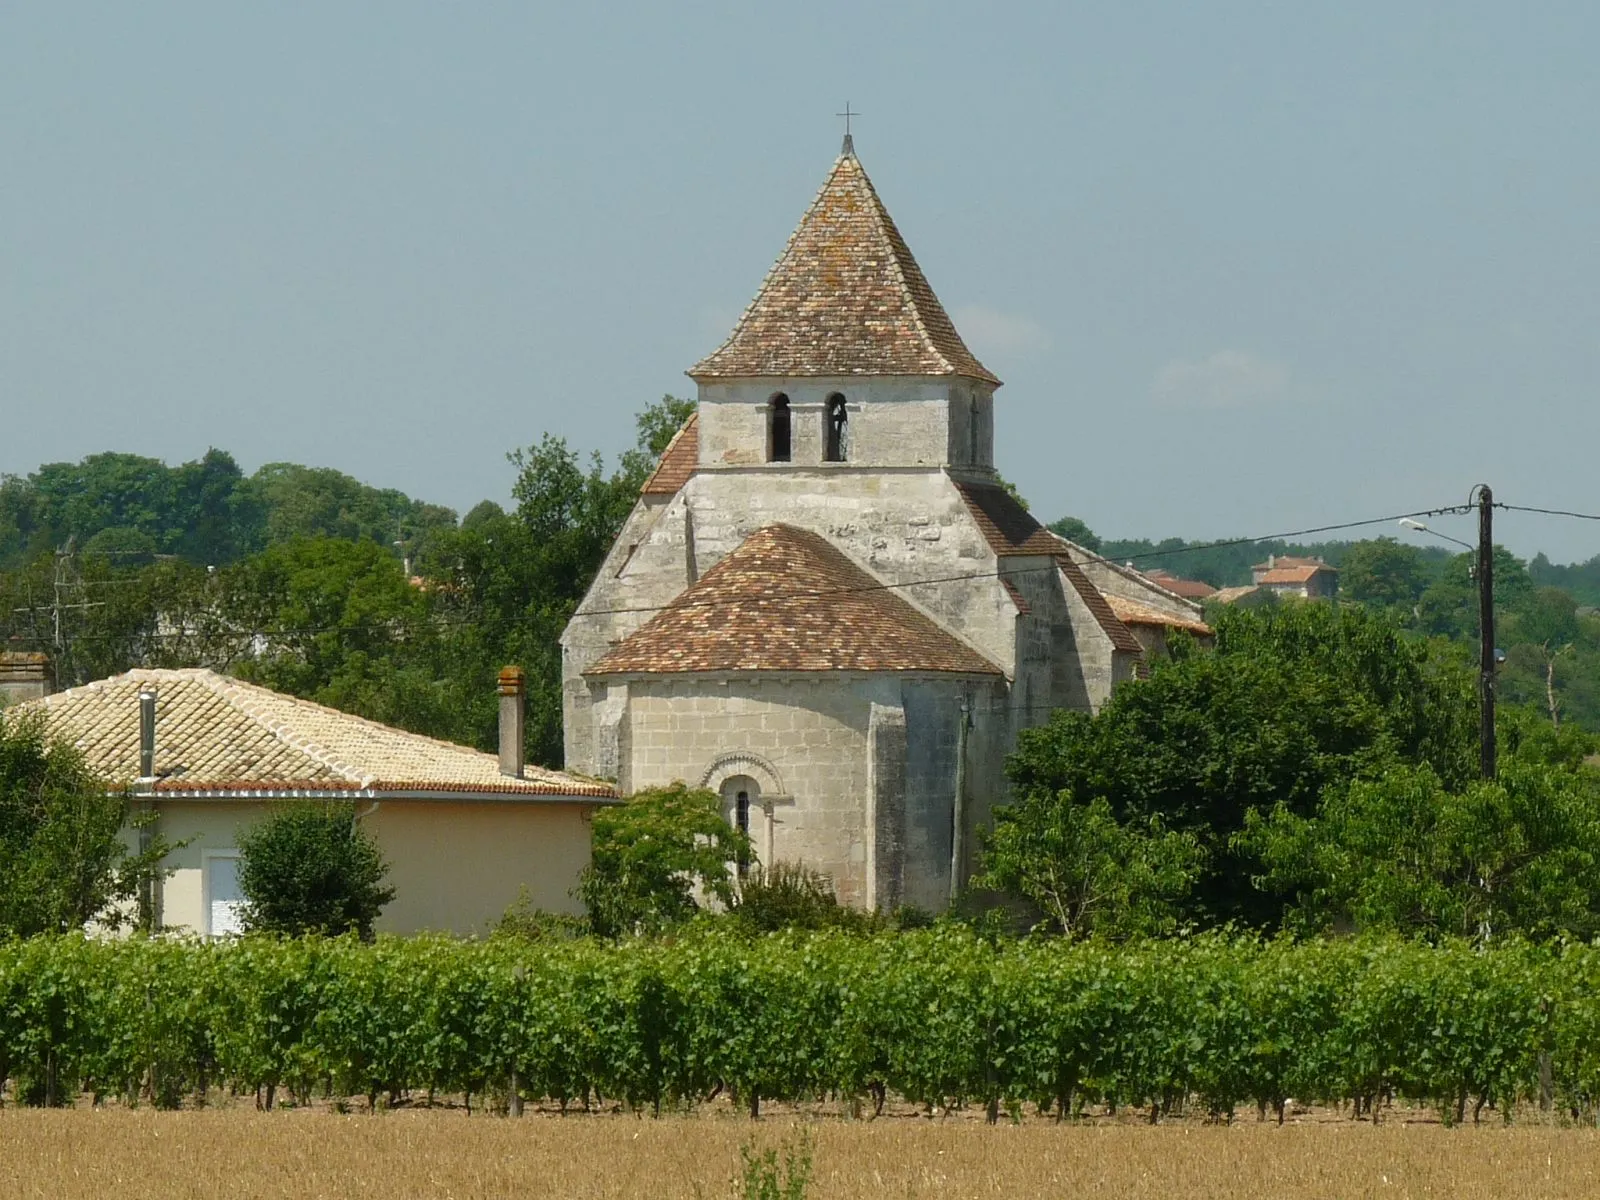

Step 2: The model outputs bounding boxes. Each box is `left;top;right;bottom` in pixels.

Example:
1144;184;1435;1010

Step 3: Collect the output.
587;524;1001;677
952;481;1144;655
689;151;999;384
22;669;615;798
1106;594;1213;637
1256;565;1328;585
641;414;699;496
1142;569;1217;600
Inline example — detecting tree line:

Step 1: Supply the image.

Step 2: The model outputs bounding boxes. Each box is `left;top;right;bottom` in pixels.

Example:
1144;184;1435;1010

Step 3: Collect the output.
0;397;694;764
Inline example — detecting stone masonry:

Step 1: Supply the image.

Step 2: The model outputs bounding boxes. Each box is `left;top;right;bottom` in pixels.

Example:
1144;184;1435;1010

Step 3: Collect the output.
562;142;1206;910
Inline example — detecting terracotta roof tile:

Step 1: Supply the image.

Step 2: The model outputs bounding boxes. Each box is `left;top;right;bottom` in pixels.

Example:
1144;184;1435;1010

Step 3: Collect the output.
1257;565;1330;585
1106;594;1213;637
690;152;998;384
1142;570;1217;600
19;670;615;799
587;524;1001;676
641;413;699;496
951;480;1063;557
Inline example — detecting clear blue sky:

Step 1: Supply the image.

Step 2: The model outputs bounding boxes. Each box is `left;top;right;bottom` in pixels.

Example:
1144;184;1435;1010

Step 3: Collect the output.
4;2;1598;560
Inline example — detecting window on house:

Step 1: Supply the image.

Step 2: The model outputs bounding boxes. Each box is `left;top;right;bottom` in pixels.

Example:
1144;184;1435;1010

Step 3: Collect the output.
824;394;848;462
768;394;791;462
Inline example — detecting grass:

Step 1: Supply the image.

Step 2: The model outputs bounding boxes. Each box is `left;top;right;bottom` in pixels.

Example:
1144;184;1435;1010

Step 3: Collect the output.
5;1110;1600;1199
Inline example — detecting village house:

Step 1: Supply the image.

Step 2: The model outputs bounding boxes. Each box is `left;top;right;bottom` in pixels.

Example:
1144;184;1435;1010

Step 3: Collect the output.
20;666;614;936
561;138;1208;912
1251;554;1339;600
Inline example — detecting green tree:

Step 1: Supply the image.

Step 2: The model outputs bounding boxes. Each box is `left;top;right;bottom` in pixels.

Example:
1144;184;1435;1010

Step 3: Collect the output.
1340;537;1432;610
237;802;395;938
1246;758;1600;942
1502;587;1583;727
617;394;697;486
579;783;751;937
976;794;1203;938
1047;516;1101;552
1002;603;1476;927
239;462;456;554
1415;547;1533;638
222;537;428;700
0;710;173;935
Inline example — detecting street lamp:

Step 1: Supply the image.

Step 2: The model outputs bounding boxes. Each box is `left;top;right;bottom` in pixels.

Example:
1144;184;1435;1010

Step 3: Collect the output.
1397;517;1474;552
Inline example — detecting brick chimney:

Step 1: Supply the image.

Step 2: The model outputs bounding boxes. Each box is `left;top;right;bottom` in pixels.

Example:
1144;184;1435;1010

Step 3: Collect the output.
0;651;51;704
497;667;526;779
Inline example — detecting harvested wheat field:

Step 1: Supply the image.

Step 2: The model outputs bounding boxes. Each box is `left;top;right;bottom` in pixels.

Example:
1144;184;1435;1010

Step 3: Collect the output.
3;1110;1600;1199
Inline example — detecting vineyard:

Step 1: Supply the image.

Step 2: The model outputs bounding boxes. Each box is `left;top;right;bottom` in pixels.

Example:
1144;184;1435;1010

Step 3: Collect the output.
3;930;1600;1123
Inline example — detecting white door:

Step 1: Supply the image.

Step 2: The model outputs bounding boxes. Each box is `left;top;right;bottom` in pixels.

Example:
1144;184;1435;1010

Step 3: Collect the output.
206;853;245;937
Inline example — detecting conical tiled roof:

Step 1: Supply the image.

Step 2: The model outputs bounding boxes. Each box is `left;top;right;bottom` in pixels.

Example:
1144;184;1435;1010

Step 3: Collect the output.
690;150;999;385
587;525;1001;676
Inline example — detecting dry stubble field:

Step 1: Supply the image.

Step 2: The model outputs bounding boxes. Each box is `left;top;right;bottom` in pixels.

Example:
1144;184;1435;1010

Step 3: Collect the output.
4;1109;1600;1199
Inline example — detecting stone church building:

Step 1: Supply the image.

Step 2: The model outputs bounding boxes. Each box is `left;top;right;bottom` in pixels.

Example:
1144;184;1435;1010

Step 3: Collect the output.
562;139;1206;912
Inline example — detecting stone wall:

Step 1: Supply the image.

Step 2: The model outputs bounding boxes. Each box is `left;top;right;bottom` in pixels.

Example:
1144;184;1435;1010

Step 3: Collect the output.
619;674;880;906
562;458;1026;771
696;376;993;471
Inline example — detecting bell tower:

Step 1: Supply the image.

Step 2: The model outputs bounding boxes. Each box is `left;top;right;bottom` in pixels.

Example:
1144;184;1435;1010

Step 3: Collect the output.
686;142;1000;476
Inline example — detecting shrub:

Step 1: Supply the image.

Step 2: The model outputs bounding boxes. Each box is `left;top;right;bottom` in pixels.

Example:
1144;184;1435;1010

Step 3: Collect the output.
237;802;394;938
732;862;875;934
493;888;589;941
579;783;750;937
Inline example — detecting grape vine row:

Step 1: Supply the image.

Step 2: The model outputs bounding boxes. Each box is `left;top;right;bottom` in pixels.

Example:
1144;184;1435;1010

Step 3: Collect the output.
3;930;1598;1121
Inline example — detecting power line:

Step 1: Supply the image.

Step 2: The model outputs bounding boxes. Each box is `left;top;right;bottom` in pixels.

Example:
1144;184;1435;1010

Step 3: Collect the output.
1495;503;1600;523
4;503;1470;644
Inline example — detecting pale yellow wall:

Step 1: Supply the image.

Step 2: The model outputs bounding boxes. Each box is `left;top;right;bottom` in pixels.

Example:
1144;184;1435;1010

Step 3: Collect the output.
368;801;593;935
154;800;270;936
150;798;595;937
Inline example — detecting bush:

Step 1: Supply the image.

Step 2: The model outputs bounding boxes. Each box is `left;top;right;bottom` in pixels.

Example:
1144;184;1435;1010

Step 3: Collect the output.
732;862;875;934
237;803;394;938
493;888;589;941
579;783;750;937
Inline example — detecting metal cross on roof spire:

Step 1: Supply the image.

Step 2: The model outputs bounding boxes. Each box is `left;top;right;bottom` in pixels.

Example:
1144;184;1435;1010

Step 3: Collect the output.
836;102;860;156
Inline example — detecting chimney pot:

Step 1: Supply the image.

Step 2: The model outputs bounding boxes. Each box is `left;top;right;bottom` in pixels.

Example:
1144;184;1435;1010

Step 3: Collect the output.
0;651;52;703
497;667;526;779
138;687;157;781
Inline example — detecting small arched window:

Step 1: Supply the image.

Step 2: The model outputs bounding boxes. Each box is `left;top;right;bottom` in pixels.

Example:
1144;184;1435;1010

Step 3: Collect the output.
824;394;849;463
768;394;791;463
722;775;758;879
735;789;751;877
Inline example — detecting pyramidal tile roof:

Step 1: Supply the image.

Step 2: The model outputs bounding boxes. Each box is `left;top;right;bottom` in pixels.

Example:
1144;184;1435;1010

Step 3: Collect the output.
689;149;999;385
20;669;615;798
587;524;1001;676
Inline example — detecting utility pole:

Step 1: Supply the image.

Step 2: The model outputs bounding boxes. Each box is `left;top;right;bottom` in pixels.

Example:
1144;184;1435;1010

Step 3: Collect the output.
1476;484;1496;781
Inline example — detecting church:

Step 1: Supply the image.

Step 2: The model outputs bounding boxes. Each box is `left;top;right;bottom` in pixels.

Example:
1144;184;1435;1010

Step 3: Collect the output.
561;137;1207;912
